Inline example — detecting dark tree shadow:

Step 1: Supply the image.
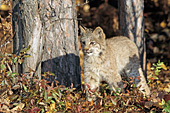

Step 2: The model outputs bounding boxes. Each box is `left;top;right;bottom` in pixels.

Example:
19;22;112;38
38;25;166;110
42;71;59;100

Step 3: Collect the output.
41;53;81;89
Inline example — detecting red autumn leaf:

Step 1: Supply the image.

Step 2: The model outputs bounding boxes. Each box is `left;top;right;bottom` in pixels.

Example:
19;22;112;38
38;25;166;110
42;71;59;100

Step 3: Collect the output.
137;76;141;80
86;83;90;89
31;107;41;112
90;89;96;93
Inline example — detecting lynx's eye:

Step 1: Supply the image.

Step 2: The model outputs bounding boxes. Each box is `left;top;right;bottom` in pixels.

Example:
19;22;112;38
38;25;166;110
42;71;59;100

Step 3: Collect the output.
81;41;85;45
89;41;95;45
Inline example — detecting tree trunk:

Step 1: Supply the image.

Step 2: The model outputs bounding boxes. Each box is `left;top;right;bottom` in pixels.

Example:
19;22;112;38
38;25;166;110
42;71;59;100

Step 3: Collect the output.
12;0;81;88
118;0;146;77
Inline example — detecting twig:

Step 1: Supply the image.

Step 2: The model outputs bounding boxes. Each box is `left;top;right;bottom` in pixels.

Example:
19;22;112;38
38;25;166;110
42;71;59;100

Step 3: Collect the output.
0;40;12;48
6;62;12;74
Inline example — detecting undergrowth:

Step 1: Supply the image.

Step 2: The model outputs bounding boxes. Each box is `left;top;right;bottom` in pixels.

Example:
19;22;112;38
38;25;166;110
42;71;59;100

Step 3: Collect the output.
0;48;169;113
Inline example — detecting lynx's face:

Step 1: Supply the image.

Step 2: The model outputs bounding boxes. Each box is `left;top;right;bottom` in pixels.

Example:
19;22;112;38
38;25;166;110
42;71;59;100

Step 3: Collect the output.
80;26;106;57
81;34;102;56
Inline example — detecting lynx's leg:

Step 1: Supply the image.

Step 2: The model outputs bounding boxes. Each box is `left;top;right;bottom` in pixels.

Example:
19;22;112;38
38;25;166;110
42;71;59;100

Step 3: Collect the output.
127;64;150;96
84;73;100;102
136;67;150;96
105;74;124;93
108;81;124;93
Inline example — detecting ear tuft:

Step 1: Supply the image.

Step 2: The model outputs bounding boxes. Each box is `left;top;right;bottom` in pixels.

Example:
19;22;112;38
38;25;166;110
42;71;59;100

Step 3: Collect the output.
93;27;105;39
79;25;86;35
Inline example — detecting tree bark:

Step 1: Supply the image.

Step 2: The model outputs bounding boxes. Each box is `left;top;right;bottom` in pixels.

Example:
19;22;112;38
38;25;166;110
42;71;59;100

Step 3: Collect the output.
118;0;146;77
12;0;81;88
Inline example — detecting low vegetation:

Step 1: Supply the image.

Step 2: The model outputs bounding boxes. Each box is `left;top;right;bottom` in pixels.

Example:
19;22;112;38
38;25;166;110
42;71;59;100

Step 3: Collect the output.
0;48;170;112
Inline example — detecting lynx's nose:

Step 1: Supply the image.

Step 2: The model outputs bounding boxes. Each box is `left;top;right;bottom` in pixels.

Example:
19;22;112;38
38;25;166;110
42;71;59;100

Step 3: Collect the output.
84;47;89;52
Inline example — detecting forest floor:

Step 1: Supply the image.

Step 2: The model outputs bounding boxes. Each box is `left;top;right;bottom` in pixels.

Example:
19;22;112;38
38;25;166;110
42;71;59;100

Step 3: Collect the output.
0;0;170;112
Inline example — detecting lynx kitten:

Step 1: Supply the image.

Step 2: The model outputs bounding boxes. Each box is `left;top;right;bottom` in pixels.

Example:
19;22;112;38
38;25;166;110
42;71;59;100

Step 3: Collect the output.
80;26;150;102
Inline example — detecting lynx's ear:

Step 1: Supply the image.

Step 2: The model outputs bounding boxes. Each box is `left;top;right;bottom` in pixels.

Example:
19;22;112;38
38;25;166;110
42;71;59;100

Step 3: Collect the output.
79;25;86;35
93;27;105;39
